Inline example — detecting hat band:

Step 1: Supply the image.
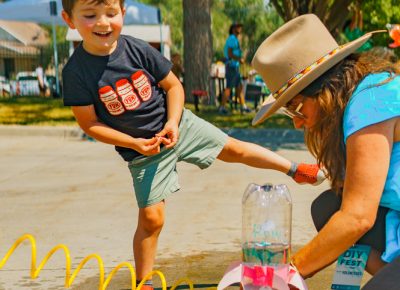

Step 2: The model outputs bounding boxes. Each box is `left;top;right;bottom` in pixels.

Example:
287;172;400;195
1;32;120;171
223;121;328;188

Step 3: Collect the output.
272;46;343;99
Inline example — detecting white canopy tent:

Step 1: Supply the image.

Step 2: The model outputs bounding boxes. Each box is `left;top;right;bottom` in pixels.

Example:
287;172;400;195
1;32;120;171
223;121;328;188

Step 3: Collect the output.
0;0;160;25
0;0;161;95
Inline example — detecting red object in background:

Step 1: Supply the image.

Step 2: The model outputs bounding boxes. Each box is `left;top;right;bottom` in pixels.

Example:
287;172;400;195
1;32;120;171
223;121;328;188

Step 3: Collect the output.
387;24;400;48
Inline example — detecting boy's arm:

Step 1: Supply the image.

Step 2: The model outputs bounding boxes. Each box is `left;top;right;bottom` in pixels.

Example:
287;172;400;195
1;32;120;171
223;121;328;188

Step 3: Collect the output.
156;71;185;148
72;105;162;156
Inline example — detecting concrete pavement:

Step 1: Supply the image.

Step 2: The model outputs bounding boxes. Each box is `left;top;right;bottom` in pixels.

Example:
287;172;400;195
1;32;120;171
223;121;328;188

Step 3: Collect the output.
0;127;370;290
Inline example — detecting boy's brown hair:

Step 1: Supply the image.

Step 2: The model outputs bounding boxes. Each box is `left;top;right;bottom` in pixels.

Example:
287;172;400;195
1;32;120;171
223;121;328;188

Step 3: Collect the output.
62;0;125;17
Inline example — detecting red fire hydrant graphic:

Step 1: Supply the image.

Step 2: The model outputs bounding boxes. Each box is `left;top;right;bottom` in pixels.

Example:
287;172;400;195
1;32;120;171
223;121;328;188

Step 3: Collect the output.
132;71;152;101
98;86;125;115
116;79;141;110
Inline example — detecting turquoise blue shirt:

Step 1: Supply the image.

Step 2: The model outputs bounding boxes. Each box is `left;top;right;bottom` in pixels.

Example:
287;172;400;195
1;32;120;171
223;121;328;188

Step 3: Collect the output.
223;34;241;68
343;72;400;262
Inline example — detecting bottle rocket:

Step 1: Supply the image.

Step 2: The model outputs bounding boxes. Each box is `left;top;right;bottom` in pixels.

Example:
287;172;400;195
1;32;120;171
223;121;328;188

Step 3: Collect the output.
241;183;292;290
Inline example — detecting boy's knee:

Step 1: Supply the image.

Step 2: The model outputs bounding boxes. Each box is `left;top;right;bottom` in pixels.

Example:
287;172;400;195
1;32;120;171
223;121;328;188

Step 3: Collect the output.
222;138;244;157
139;206;165;233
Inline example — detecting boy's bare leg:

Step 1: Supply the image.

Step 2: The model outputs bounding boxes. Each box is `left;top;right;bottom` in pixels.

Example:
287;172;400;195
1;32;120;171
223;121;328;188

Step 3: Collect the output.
134;201;165;280
217;137;291;174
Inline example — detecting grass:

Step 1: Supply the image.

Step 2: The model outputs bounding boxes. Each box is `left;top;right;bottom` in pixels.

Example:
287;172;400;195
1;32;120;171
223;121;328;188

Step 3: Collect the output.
0;96;76;125
0;96;293;129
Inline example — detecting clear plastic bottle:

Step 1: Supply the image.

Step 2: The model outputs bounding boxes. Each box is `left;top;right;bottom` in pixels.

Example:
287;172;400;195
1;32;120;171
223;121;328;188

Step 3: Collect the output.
242;183;292;290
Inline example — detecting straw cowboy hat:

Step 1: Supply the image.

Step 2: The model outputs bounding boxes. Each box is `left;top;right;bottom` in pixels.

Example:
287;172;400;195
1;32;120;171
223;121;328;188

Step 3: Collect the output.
252;14;384;126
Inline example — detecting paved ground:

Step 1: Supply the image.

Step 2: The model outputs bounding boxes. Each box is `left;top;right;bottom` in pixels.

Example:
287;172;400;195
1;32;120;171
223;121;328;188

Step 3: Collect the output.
0;127;371;290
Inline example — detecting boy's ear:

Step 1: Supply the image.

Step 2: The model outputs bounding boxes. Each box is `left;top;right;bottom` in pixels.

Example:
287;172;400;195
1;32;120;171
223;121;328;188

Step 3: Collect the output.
61;10;76;29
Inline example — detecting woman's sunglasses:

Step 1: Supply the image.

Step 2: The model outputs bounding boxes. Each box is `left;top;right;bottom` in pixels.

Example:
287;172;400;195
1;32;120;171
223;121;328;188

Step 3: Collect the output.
281;96;306;119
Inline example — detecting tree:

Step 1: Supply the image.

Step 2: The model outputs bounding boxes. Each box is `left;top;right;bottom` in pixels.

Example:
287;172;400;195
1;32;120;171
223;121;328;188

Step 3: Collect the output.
361;0;400;48
183;0;212;101
270;0;354;36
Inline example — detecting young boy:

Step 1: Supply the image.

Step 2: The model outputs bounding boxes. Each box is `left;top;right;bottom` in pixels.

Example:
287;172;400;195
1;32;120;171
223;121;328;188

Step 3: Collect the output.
61;0;324;287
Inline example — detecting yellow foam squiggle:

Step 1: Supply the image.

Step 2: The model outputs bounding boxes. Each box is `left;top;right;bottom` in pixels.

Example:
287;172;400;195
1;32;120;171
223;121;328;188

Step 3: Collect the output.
0;234;198;290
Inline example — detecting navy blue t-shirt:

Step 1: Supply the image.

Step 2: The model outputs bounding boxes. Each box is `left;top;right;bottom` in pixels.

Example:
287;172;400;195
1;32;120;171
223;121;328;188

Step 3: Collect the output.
63;35;173;161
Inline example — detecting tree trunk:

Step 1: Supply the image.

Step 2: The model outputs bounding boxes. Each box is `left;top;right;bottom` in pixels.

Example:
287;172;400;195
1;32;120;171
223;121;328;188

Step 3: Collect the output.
271;0;353;36
183;0;212;102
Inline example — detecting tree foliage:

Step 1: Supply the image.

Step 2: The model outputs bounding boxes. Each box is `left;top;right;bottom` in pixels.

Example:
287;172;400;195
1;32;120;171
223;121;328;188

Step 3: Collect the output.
269;0;354;36
137;0;399;78
140;0;283;62
269;0;400;46
361;0;400;48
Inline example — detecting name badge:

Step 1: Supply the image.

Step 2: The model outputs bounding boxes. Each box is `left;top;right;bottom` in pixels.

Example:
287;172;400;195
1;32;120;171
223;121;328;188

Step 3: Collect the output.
331;244;370;290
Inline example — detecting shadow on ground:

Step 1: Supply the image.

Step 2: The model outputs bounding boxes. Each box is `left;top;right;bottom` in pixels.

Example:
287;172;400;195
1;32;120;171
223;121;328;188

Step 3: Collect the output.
71;246;370;290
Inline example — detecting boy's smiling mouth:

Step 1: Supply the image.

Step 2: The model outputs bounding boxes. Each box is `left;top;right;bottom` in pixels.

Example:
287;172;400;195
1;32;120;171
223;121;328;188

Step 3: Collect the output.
94;31;112;37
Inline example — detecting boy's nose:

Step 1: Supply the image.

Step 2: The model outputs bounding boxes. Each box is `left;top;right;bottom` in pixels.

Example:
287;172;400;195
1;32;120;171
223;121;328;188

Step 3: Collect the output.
292;116;305;129
96;15;109;26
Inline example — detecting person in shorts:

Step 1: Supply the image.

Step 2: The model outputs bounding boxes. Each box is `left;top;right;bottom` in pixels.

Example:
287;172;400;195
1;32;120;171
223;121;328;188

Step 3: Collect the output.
219;23;251;114
61;1;324;288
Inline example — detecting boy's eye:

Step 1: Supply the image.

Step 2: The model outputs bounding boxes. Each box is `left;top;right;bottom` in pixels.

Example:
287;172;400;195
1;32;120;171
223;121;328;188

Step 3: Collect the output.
107;13;116;17
84;15;96;19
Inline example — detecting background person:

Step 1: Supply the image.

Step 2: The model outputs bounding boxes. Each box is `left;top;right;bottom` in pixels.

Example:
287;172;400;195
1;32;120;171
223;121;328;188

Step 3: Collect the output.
219;23;251;114
252;14;400;289
35;64;47;97
61;2;325;289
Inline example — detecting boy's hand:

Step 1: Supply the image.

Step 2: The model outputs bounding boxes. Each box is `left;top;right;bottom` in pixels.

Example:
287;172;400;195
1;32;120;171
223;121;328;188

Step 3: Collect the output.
292;163;326;186
132;137;163;156
156;120;179;149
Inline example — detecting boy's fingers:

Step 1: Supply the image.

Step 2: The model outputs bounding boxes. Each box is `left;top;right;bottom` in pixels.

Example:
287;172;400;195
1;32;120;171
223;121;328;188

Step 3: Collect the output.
150;146;160;154
145;137;158;145
146;138;162;149
156;129;168;138
158;136;171;145
165;137;177;148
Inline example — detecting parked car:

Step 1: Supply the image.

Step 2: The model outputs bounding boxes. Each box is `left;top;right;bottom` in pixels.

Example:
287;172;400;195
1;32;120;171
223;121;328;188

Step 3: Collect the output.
14;72;58;97
15;72;40;96
0;76;11;97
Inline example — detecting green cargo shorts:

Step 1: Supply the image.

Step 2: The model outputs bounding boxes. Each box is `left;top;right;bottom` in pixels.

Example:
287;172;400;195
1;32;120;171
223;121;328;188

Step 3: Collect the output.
128;109;228;208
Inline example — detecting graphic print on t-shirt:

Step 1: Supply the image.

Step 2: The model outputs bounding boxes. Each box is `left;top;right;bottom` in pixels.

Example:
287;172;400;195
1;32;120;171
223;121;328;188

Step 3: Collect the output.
98;86;125;115
116;79;141;110
98;70;153;116
132;71;152;101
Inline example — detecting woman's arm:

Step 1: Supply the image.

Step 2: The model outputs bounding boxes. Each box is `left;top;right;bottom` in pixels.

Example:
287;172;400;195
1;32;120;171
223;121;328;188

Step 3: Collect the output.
292;118;395;277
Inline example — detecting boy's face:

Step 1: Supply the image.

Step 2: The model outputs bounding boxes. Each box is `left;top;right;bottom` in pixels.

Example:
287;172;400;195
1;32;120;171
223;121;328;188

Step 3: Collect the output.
62;0;125;56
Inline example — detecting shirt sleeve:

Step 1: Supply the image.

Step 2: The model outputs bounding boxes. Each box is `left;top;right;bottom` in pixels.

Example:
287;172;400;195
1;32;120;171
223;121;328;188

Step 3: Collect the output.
343;74;400;143
62;68;93;106
142;43;173;83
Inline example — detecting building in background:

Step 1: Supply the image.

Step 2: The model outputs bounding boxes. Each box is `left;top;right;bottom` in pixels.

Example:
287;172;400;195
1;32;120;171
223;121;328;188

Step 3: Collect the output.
0;20;49;80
